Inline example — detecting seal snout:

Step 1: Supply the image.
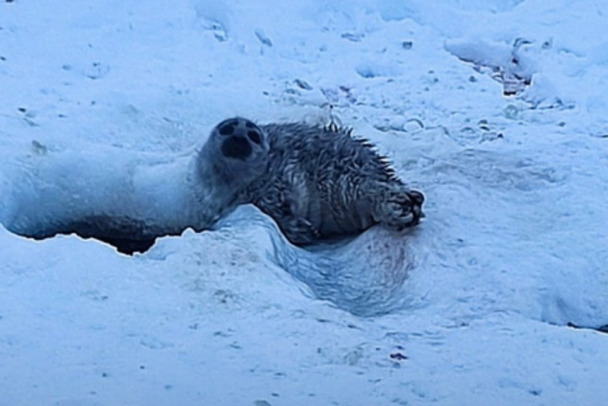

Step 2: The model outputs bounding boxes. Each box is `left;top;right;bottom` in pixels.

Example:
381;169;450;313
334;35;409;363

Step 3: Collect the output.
409;190;425;223
213;117;265;161
409;190;424;206
221;135;253;160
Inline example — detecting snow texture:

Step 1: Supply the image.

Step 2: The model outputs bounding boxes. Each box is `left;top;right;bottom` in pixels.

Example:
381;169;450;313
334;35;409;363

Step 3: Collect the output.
1;0;608;405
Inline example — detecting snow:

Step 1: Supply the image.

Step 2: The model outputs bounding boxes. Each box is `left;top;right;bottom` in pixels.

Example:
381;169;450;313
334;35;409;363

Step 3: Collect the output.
1;0;608;405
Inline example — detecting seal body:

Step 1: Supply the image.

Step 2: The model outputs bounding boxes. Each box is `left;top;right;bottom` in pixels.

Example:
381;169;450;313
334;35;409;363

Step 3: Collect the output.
219;119;425;245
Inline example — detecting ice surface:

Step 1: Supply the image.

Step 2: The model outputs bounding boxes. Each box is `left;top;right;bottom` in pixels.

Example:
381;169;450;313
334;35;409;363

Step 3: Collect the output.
1;0;608;405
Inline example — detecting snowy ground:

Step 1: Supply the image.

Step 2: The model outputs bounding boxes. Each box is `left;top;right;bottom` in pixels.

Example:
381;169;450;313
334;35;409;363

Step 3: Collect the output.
1;0;608;405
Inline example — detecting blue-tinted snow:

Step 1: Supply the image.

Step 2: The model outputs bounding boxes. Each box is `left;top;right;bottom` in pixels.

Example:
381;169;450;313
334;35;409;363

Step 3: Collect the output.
1;0;607;405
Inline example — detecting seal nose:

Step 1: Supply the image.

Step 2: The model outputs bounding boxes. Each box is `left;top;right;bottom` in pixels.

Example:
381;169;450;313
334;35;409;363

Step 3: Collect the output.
409;190;425;223
409;190;424;206
221;135;252;160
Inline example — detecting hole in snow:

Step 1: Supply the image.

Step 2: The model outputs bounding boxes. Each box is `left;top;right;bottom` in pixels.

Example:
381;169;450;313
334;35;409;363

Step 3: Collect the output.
567;323;608;335
20;217;160;255
0;141;204;255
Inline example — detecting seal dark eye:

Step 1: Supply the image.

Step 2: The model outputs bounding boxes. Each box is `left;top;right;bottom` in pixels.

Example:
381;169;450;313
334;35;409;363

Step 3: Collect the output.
247;130;261;144
219;124;235;136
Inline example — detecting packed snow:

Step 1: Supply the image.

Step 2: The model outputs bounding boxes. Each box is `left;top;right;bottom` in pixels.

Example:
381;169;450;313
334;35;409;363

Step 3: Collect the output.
1;0;608;405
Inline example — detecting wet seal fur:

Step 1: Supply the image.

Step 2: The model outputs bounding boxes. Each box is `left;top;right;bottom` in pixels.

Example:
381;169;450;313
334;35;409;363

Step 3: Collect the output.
215;117;425;245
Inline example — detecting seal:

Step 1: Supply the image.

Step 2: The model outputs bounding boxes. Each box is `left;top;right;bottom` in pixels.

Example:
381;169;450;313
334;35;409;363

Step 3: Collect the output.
209;117;424;245
227;118;425;245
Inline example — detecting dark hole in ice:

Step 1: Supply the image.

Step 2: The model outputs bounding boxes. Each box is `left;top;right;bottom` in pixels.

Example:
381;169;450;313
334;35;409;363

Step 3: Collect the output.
567;322;608;335
18;216;163;255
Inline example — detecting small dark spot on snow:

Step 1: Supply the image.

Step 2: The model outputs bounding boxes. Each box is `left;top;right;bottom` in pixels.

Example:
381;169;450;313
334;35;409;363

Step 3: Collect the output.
6;0;15;3
356;66;377;79
294;78;312;90
101;372;109;378
389;352;408;361
341;32;364;42
402;41;413;50
0;56;6;61
17;107;26;113
83;290;108;301
164;384;173;391
529;389;541;396
139;365;145;370
254;29;273;47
